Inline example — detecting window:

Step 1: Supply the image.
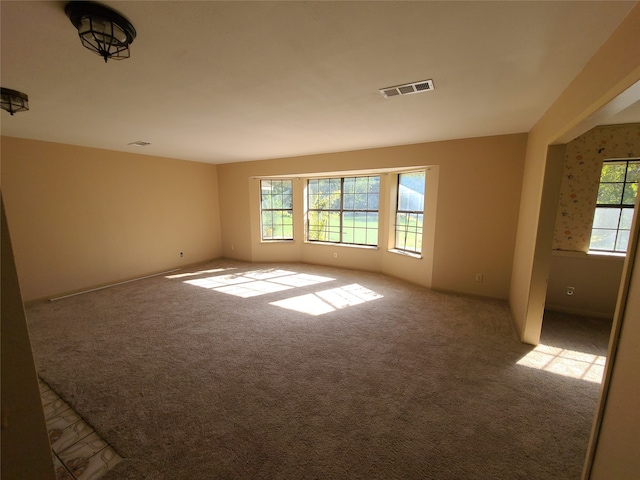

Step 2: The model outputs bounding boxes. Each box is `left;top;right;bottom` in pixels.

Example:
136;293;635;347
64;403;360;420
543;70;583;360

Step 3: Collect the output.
260;179;293;240
395;171;426;253
307;176;380;246
589;159;639;253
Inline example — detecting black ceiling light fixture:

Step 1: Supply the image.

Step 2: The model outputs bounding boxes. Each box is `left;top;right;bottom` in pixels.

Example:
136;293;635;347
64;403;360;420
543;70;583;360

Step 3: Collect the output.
65;1;136;63
1;88;29;115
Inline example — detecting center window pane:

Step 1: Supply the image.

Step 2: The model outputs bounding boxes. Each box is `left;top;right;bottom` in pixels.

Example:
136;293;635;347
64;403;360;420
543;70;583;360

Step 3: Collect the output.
307;176;379;246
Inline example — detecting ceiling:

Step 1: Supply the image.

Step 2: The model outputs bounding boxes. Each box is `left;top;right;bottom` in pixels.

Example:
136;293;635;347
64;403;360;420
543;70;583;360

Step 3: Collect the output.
1;1;638;165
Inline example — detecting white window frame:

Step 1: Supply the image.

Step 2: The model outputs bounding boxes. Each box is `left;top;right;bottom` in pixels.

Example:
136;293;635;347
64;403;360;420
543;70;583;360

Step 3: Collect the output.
260;179;293;241
307;176;380;246
395;171;426;254
589;158;639;254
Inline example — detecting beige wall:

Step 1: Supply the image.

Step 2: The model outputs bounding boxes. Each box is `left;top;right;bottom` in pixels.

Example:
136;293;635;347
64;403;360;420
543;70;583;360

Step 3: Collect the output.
218;133;527;299
546;251;624;318
590;272;640;479
1;196;55;480
1;136;222;302
587;190;640;480
510;4;640;345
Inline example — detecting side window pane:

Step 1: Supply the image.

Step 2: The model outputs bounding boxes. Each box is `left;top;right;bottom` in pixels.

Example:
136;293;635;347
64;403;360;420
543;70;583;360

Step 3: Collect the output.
395;171;426;253
399;172;426;210
396;213;408;250
261;179;293;241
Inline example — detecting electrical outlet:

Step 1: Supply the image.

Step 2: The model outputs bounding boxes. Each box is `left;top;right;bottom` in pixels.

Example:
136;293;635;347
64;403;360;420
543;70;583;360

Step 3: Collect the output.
180;252;184;257
333;252;338;259
475;273;483;282
566;286;575;296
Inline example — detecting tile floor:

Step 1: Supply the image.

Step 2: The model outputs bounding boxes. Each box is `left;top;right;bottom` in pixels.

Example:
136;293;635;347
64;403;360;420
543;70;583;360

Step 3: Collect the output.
39;379;122;480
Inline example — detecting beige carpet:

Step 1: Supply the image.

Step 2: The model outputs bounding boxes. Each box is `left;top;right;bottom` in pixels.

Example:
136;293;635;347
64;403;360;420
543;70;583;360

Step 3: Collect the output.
25;259;611;479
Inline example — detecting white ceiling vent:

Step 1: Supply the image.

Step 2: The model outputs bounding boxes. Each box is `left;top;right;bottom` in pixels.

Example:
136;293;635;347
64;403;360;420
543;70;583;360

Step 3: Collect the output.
128;140;151;147
380;79;434;98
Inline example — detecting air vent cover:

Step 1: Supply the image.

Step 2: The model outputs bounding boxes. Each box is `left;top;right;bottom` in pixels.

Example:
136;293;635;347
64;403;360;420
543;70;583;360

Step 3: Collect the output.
380;79;434;98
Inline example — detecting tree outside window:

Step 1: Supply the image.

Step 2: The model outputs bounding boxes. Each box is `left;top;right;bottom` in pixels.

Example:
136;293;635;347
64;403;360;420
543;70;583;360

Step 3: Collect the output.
589;159;639;253
307;176;380;246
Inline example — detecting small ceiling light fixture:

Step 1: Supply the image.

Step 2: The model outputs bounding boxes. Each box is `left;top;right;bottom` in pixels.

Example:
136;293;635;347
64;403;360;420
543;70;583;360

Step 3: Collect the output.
65;1;136;63
1;88;29;115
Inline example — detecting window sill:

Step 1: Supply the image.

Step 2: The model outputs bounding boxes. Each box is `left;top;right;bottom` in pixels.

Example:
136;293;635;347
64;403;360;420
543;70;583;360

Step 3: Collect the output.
305;241;378;250
260;239;295;244
388;249;422;259
587;250;626;259
551;249;626;261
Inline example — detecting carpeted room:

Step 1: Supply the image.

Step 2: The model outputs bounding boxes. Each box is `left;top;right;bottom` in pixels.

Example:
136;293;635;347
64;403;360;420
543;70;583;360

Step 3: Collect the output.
2;2;640;480
25;259;611;479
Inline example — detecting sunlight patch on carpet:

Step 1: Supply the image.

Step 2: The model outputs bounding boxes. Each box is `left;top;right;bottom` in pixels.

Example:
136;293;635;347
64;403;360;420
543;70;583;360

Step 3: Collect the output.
182;269;335;298
270;283;383;315
165;267;236;279
213;280;292;298
516;344;606;383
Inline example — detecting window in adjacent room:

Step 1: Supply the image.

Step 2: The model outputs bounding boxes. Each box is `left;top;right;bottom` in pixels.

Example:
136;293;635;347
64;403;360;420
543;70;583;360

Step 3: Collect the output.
307;176;380;246
395;171;426;253
260;179;293;240
589;159;639;253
